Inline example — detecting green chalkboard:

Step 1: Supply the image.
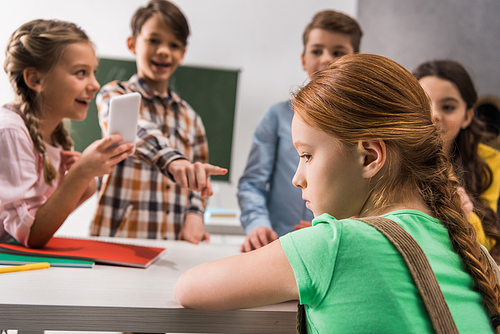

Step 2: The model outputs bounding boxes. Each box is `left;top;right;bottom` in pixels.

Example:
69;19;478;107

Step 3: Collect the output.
70;58;238;181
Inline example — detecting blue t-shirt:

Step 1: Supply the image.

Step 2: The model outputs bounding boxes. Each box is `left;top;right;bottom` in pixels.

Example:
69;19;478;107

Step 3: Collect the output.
281;210;492;333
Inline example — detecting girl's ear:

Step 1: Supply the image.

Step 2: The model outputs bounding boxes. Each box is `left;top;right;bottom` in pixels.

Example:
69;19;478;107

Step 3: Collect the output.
461;107;474;129
357;139;386;179
127;36;136;54
23;68;43;92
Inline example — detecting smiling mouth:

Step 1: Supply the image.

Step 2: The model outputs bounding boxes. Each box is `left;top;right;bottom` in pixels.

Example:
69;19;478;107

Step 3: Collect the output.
152;60;171;68
75;99;89;106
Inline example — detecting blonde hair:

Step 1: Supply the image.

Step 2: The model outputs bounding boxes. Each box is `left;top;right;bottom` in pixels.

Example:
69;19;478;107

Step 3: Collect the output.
4;19;90;185
292;53;500;331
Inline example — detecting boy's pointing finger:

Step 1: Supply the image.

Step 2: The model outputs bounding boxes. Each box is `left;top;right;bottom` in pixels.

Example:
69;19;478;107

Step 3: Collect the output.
205;165;228;176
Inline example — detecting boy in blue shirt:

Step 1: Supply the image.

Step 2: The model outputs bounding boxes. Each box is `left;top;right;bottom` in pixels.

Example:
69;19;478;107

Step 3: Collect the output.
238;10;363;252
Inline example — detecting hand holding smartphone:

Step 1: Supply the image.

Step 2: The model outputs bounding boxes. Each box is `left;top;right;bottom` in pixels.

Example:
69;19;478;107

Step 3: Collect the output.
107;92;141;150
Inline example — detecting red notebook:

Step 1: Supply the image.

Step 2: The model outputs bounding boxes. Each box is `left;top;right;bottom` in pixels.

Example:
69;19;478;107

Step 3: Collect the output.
0;237;166;269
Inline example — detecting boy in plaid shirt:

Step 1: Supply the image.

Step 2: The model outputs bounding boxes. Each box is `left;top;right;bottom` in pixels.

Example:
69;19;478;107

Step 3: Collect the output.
91;0;226;242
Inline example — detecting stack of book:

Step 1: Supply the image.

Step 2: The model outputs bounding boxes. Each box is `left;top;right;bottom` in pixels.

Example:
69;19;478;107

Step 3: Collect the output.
203;206;244;235
0;237;166;269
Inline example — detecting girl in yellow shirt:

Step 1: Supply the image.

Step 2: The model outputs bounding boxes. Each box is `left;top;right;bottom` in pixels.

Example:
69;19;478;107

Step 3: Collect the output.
414;60;500;256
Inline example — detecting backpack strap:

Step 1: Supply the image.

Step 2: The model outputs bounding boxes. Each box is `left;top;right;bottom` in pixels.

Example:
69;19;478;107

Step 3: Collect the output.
296;303;307;334
354;216;459;334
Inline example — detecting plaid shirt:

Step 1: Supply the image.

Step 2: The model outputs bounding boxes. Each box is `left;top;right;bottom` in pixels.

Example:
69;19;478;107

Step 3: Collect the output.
91;75;209;240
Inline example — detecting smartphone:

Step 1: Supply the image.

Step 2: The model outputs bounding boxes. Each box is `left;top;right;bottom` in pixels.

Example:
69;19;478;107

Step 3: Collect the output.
107;92;141;150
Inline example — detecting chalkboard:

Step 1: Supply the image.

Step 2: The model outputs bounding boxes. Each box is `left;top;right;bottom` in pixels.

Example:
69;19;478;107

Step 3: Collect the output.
70;58;238;181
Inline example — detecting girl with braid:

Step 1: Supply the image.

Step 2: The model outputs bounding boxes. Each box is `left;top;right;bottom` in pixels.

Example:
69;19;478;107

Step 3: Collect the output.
414;60;500;257
175;54;500;333
0;19;133;248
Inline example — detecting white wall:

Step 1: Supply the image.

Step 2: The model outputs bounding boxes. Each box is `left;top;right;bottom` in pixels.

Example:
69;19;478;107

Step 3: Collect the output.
358;0;500;98
0;0;357;214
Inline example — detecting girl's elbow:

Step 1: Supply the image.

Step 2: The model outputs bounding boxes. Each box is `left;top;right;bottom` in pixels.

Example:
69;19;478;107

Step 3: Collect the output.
174;274;214;311
27;240;49;249
26;235;50;249
174;276;193;308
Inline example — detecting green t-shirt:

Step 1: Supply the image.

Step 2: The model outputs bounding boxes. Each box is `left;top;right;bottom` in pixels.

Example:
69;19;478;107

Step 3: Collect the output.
280;210;492;333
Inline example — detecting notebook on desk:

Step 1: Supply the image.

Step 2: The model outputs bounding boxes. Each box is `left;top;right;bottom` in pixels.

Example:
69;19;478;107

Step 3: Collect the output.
0;237;166;269
0;253;94;268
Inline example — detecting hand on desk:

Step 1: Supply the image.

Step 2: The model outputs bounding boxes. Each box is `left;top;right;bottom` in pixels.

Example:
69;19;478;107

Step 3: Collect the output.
179;213;210;245
168;160;228;197
240;227;278;253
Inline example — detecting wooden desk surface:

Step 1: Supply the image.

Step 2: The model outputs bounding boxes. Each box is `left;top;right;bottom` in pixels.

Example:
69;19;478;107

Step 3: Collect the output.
0;238;297;333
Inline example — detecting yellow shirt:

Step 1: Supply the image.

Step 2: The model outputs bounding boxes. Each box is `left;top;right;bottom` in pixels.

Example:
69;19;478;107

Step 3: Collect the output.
469;143;500;250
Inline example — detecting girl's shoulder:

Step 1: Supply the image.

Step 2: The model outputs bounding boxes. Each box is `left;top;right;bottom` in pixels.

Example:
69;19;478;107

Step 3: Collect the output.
0;104;27;131
313;209;439;226
311;210;445;243
478;143;500;172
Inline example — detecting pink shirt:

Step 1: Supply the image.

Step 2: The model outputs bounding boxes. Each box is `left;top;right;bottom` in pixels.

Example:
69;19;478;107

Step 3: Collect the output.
0;105;62;246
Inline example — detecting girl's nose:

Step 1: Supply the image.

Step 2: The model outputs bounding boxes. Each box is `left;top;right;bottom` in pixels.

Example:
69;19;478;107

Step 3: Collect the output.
430;105;441;123
292;168;306;189
89;74;100;93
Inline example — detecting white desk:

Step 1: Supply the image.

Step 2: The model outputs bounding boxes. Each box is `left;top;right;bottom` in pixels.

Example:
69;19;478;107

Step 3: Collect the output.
1;238;297;333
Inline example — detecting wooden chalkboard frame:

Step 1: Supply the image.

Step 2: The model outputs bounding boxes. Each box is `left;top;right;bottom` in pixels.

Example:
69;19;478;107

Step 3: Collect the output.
70;58;238;181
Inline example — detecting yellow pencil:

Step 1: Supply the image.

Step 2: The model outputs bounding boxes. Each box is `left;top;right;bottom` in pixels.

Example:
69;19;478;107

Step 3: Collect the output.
0;262;50;274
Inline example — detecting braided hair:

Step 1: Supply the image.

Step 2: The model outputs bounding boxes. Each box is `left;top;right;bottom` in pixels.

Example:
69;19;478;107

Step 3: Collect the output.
292;53;500;332
4;19;90;185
